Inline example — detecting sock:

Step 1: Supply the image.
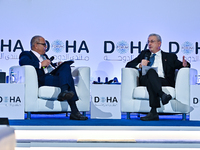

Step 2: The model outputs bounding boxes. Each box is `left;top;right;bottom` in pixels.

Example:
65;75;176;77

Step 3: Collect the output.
150;107;157;115
61;84;70;92
68;100;79;114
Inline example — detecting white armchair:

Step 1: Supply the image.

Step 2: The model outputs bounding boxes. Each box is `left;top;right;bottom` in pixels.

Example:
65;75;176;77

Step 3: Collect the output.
9;65;90;119
121;67;198;120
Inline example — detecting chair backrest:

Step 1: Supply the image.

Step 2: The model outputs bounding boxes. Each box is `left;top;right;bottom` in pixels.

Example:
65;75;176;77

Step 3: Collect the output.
9;65;39;110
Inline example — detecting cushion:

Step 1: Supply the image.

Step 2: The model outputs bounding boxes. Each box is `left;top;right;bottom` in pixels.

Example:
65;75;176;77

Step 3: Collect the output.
38;86;61;100
133;86;176;100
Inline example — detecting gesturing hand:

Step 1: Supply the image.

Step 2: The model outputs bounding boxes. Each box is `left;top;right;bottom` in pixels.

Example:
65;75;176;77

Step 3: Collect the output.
182;56;187;67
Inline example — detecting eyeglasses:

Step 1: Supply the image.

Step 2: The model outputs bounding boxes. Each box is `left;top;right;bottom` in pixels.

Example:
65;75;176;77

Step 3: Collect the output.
147;40;158;44
37;43;47;47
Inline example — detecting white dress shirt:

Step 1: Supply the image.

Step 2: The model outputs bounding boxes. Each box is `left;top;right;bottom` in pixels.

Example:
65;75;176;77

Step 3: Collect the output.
31;50;48;74
151;50;165;78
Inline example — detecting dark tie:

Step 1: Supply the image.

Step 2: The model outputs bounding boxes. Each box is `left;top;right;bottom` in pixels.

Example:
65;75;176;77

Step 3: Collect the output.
41;55;54;73
148;53;156;66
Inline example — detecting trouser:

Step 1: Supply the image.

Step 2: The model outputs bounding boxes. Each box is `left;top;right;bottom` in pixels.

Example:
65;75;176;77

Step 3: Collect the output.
43;63;78;101
139;69;171;108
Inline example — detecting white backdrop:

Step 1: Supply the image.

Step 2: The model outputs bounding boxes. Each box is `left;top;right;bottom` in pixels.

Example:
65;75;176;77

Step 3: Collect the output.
0;0;200;82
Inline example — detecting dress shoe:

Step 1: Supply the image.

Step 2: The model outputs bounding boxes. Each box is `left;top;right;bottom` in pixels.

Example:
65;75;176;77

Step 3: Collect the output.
161;93;172;105
140;113;159;121
70;112;88;120
57;90;74;101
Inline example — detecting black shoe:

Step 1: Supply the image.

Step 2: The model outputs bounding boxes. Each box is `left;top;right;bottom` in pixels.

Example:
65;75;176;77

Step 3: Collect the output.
57;90;74;101
140;113;159;121
161;93;172;105
70;112;88;120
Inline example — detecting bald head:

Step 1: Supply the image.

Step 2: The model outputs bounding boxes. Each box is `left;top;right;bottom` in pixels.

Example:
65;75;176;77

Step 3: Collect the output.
30;35;47;55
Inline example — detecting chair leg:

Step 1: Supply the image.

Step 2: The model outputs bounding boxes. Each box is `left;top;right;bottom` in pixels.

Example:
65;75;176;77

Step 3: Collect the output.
182;113;186;121
27;112;31;119
82;112;86;116
127;112;131;119
137;113;140;118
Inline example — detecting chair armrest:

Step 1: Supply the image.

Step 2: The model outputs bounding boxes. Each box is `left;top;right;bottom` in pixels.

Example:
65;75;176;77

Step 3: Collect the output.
121;68;139;111
9;65;39;111
175;68;198;105
71;66;90;111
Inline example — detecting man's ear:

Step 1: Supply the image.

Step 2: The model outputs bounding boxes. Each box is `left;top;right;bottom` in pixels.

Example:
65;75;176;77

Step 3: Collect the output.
158;41;161;47
33;44;37;49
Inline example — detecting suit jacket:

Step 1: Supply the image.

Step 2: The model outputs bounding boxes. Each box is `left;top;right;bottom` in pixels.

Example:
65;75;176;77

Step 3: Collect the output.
125;50;190;87
19;51;56;86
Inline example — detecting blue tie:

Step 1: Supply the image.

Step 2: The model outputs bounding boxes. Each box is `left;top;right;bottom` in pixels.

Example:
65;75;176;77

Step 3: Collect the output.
41;55;54;73
148;54;156;66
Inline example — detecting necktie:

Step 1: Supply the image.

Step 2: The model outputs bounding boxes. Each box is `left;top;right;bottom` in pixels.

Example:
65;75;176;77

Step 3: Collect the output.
41;55;54;73
148;53;156;66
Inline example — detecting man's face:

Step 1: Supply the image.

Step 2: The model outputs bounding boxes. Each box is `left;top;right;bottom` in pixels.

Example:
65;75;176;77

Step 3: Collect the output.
33;37;47;55
148;36;161;53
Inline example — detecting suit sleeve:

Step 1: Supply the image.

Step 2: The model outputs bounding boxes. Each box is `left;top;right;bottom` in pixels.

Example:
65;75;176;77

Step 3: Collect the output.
125;51;145;68
19;51;40;69
165;53;190;72
173;54;190;69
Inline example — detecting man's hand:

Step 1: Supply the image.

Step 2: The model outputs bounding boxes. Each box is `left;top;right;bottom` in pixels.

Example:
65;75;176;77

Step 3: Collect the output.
41;59;50;67
139;59;149;68
182;56;188;67
57;61;63;66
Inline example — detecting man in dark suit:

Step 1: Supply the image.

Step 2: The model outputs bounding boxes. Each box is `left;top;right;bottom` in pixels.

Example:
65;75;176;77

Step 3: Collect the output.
19;35;88;120
126;33;190;121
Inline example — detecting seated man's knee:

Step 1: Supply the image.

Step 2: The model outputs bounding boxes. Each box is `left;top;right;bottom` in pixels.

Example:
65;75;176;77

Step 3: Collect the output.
147;68;157;76
59;63;71;70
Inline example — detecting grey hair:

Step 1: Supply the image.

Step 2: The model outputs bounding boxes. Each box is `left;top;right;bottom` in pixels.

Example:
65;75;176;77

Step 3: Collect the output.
30;35;43;49
148;33;162;42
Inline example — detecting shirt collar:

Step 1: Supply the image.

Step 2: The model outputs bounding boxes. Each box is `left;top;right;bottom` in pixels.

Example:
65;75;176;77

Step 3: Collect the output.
152;50;161;57
31;50;41;59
